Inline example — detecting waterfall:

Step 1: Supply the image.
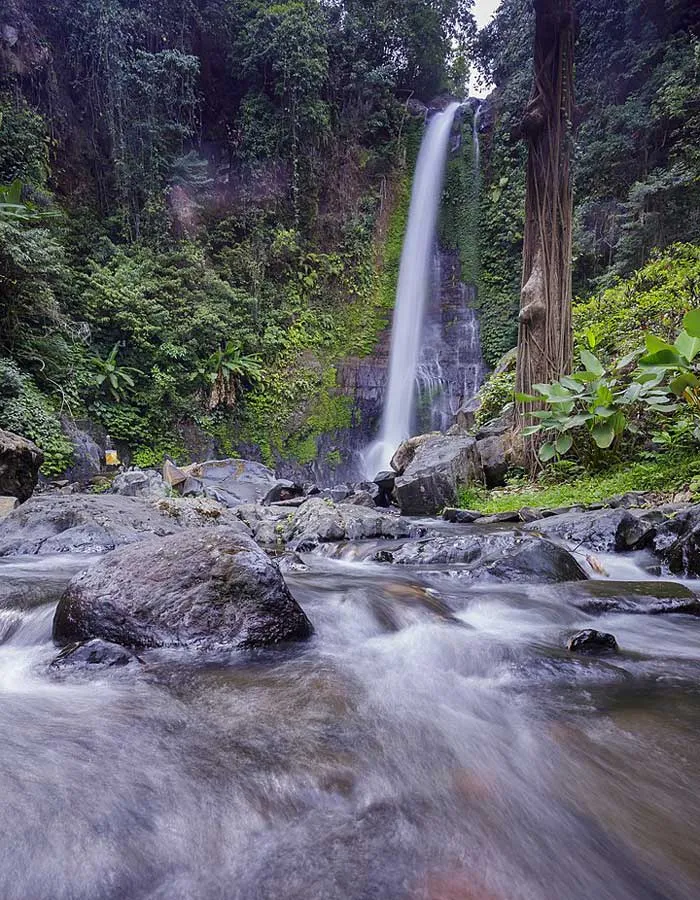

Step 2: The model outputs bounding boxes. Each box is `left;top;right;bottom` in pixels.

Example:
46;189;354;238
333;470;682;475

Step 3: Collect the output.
473;102;481;174
364;101;461;476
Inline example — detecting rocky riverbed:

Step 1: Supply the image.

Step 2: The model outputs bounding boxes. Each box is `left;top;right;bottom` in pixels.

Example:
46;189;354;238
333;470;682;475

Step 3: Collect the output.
1;463;700;899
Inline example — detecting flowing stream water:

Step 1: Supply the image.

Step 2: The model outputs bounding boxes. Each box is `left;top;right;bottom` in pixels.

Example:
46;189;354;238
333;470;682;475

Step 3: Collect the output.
2;530;700;900
364;103;461;476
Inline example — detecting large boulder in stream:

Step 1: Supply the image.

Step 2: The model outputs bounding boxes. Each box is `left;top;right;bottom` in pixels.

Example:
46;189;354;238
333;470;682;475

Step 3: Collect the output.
0;429;43;502
563;580;700;615
285;497;415;548
523;507;659;552
181;458;277;507
394;434;481;516
0;493;251;556
385;532;587;583
53;529;313;651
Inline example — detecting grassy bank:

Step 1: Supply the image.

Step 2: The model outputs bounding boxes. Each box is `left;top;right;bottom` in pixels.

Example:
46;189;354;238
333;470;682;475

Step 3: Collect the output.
459;450;700;513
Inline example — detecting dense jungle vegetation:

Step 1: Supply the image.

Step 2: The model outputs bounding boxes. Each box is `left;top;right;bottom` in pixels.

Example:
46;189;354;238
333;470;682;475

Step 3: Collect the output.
0;0;699;493
0;0;473;473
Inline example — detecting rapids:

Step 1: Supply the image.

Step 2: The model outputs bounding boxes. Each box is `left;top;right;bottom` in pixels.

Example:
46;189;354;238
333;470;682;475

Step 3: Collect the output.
1;528;699;900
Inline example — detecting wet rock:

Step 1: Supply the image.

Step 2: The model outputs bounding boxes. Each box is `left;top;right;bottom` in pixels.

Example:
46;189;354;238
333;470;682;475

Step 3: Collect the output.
564;580;700;615
0;493;249;557
475;416;510;440
277;552;310;574
152;496;252;536
476;434;508;487
111;468;166;499
269;497;307;509
473;511;521;524
0;559;94;610
285;498;413;544
162;458;188;490
53;529;313;651
181;475;204;496
263;480;304;506
235;503;289;545
389;532;587;583
329;485;352;503
183;458;277;506
567;629;618;655
394;434;481;516
51;639;141;670
605;491;651;510
390;433;439;475
518;506;544;523
523;508;656;552
373;471;396;507
346;490;376;508
62;421;103;484
0;429;43;502
390;532;519;566
652;505;700;576
0;496;19;519
478;538;587;583
442;508;481;523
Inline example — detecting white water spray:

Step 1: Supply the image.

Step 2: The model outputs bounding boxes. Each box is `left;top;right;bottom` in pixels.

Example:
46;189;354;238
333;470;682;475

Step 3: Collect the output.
364;102;461;476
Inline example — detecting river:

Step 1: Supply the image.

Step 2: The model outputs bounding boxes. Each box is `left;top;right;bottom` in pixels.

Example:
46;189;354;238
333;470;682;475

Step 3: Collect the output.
1;525;699;900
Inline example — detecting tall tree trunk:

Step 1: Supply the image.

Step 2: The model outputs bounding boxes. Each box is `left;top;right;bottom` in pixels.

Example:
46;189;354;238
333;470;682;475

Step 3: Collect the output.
516;0;575;467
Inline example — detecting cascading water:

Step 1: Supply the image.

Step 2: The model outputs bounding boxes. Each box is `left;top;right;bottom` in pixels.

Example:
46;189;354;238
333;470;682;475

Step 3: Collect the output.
364;102;461;476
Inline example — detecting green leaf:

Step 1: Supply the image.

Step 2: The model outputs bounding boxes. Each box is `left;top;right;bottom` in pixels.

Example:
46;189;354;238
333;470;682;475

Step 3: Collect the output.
610;411;627;436
580;348;604;376
555;433;573;455
622;382;642;403
682;309;700;339
521;425;542;436
559;376;585;393
674;330;700;363
591;422;615;449
614;350;640;371
593;406;616;417
639;348;684;367
562;414;593;430
645;334;676;355
538;442;556;462
514;392;539;403
670;372;699;396
570;370;600;383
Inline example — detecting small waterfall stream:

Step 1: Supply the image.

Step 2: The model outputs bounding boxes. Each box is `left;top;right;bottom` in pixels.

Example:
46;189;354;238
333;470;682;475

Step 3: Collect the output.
364;102;461;476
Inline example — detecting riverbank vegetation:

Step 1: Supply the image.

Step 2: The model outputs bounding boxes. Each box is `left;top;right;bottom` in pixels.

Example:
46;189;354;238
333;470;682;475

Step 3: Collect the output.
468;0;700;509
0;0;471;473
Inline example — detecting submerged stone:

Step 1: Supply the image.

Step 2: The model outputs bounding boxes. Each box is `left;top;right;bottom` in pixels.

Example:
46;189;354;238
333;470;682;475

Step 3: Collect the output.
567;629;618;655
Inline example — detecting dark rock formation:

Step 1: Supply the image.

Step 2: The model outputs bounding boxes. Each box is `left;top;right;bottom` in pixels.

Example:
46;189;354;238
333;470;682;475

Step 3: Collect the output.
53;529;313;651
0;429;43;502
263;480;305;506
184;458;277;506
652;505;700;577
373;471;396;507
442;507;482;523
111;469;166;499
286;498;414;547
394;433;481;515
567;629;618;655
0;493;250;556
51;639;142;670
475;434;508;487
563;580;700;615
523;507;657;552
388;531;587;583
